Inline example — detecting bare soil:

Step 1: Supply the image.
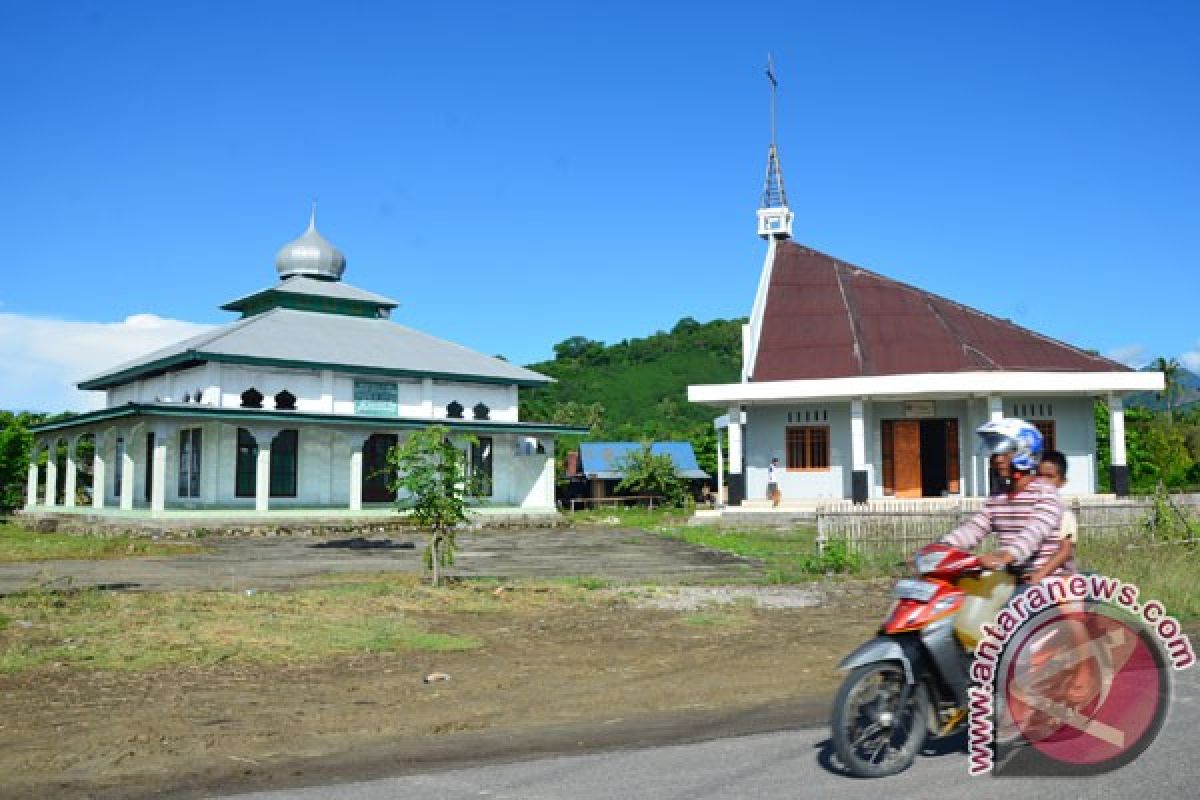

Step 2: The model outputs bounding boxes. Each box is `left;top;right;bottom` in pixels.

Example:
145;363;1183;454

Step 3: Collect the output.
0;582;892;800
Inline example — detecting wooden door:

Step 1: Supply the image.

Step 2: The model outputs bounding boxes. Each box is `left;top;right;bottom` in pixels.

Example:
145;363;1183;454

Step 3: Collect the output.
893;421;922;498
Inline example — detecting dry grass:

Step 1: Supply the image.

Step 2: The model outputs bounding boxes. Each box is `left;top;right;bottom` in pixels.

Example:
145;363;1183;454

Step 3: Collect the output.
0;574;617;674
0;524;206;563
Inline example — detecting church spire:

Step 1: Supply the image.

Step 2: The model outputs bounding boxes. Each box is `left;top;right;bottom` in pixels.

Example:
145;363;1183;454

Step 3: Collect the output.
757;54;794;239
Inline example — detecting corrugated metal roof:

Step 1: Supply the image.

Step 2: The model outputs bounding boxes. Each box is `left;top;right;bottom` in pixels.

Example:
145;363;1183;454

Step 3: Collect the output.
79;307;551;388
221;276;398;311
753;242;1130;382
576;442;709;480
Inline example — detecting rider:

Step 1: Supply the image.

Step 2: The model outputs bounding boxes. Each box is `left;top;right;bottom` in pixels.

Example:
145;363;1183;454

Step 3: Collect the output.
939;418;1062;578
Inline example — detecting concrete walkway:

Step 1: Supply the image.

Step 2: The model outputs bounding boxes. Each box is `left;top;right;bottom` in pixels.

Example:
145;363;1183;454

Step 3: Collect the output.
0;528;762;594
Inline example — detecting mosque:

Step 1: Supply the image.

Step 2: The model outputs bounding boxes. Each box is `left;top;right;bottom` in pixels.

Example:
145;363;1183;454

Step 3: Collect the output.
24;212;581;520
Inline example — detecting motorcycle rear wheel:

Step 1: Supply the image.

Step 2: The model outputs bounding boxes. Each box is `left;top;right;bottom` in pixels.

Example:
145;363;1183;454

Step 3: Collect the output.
832;661;930;778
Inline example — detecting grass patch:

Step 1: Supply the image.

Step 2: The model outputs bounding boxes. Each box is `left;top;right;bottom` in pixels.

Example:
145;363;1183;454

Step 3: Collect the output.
567;507;694;529
0;576;492;674
681;609;753;628
0;524;207;563
1080;537;1200;621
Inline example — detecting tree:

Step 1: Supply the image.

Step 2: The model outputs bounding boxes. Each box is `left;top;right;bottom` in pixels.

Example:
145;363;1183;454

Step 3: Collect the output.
1153;356;1182;424
0;412;36;511
387;426;476;587
615;444;690;508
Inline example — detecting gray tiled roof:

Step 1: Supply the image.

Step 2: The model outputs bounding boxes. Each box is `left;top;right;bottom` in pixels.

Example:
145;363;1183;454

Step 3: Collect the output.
79;308;551;388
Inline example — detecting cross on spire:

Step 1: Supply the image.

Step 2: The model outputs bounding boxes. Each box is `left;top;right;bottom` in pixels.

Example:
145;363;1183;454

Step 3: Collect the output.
757;54;793;239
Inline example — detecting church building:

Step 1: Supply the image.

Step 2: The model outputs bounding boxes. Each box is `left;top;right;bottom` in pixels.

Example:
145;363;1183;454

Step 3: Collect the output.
688;111;1162;507
25;211;582;519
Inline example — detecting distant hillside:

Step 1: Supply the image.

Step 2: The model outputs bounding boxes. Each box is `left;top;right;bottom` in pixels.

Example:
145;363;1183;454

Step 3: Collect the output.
1127;366;1200;411
520;317;745;475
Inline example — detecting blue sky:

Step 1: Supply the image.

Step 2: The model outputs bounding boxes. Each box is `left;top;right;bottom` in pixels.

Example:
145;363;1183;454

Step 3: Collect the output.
1;1;1198;411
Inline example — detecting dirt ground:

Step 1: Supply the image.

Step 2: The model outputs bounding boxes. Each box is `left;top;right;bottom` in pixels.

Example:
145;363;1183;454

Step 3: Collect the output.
0;579;892;800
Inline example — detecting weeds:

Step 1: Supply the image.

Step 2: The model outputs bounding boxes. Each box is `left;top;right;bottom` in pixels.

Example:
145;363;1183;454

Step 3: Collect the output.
0;524;206;562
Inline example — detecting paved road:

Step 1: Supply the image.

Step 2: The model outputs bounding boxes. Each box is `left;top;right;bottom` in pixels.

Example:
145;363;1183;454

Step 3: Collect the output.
0;529;759;594
224;667;1199;800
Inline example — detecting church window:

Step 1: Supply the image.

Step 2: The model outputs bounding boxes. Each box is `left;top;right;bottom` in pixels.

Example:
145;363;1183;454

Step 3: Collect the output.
786;426;830;471
275;390;297;411
472;402;490;420
241;388;264;409
446;401;464;419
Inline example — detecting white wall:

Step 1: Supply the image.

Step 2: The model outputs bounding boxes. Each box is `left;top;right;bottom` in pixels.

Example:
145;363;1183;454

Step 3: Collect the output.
744;403;850;501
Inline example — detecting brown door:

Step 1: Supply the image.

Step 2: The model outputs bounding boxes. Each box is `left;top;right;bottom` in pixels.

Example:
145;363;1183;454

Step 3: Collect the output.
893;421;922;498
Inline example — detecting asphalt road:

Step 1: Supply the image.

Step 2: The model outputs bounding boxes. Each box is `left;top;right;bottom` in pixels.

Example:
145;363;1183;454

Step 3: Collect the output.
223;667;1198;800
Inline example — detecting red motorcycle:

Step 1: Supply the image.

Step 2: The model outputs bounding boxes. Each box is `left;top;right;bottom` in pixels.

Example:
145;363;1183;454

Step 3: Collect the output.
830;543;1012;777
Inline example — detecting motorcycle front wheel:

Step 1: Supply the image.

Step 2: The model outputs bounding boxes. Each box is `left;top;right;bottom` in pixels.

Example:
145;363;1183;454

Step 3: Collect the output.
831;661;930;778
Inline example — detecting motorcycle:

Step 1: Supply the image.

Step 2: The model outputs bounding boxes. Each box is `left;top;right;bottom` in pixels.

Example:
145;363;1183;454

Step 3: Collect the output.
830;542;1014;777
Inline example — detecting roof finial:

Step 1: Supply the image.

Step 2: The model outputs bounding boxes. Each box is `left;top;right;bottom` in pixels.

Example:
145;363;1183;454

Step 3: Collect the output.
308;198;318;231
757;55;793;239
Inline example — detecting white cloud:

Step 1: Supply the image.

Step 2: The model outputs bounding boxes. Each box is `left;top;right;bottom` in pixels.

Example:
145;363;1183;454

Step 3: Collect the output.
0;313;215;412
1104;344;1150;368
1182;347;1200;373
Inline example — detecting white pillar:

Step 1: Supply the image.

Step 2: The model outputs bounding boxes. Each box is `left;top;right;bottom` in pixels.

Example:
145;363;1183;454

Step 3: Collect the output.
320;369;335;412
63;438;78;508
26;459;38;508
988;395;1004;422
727;407;743;474
92;434;107;510
255;435;273;513
850;399;867;470
1109;394;1127;468
348;434;368;511
421;377;434;418
44;444;58;507
120;434;136;511
150;429;168;514
715;422;726;507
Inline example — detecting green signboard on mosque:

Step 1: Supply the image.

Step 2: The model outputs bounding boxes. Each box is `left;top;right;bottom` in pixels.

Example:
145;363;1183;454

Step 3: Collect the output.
354;380;398;415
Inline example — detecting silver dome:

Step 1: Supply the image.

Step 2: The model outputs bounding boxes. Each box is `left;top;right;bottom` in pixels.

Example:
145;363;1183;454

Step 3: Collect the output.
275;208;346;280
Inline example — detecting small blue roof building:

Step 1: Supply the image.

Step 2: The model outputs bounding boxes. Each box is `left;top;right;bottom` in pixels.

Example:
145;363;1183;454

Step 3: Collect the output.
576;442;710;481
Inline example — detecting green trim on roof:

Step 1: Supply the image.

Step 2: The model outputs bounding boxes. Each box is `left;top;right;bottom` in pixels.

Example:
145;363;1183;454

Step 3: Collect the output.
29;403;588;437
78;351;552;390
221;290;396;319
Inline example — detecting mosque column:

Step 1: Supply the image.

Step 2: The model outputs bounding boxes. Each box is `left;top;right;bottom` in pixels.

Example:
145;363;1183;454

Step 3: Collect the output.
246;427;281;513
150;426;172;515
92;429;111;510
44;441;58;507
120;424;143;511
25;445;40;508
63;437;78;508
346;432;373;511
1109;394;1130;497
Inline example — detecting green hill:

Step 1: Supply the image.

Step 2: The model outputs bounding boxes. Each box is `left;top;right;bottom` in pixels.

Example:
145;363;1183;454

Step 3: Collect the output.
520;317;745;476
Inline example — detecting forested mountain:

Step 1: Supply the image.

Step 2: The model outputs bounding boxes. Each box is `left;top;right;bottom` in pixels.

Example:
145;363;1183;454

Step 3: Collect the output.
519;317;745;477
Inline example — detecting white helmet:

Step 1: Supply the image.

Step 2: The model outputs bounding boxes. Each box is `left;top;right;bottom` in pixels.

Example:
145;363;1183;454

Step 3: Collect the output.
975;418;1043;472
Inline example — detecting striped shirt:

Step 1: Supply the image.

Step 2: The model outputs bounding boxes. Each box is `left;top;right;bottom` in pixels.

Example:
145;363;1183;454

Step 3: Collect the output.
941;478;1063;574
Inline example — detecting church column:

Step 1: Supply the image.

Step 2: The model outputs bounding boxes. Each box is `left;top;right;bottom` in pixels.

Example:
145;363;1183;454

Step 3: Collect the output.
987;395;1004;422
44;440;58;507
726;406;745;506
850;398;868;504
347;432;372;512
25;445;39;508
63;437;78;508
1109;394;1130;497
714;419;726;508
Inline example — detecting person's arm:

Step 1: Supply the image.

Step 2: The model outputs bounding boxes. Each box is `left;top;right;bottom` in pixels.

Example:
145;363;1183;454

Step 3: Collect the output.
1027;537;1072;584
940;506;992;551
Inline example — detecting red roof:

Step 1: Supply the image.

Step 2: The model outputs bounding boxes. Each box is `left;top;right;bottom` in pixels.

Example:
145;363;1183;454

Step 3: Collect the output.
752;241;1128;382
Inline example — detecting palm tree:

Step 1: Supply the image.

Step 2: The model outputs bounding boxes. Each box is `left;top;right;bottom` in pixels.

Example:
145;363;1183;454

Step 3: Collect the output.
1154;356;1182;424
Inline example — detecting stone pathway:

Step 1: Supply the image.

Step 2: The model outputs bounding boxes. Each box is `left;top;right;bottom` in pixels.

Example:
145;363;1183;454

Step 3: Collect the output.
0;528;762;594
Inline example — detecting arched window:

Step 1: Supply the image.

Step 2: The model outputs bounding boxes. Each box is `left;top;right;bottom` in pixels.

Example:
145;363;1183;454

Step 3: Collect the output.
240;388;264;409
182;393;191;403
446;401;464;419
194;389;203;403
274;390;297;411
472;402;490;421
